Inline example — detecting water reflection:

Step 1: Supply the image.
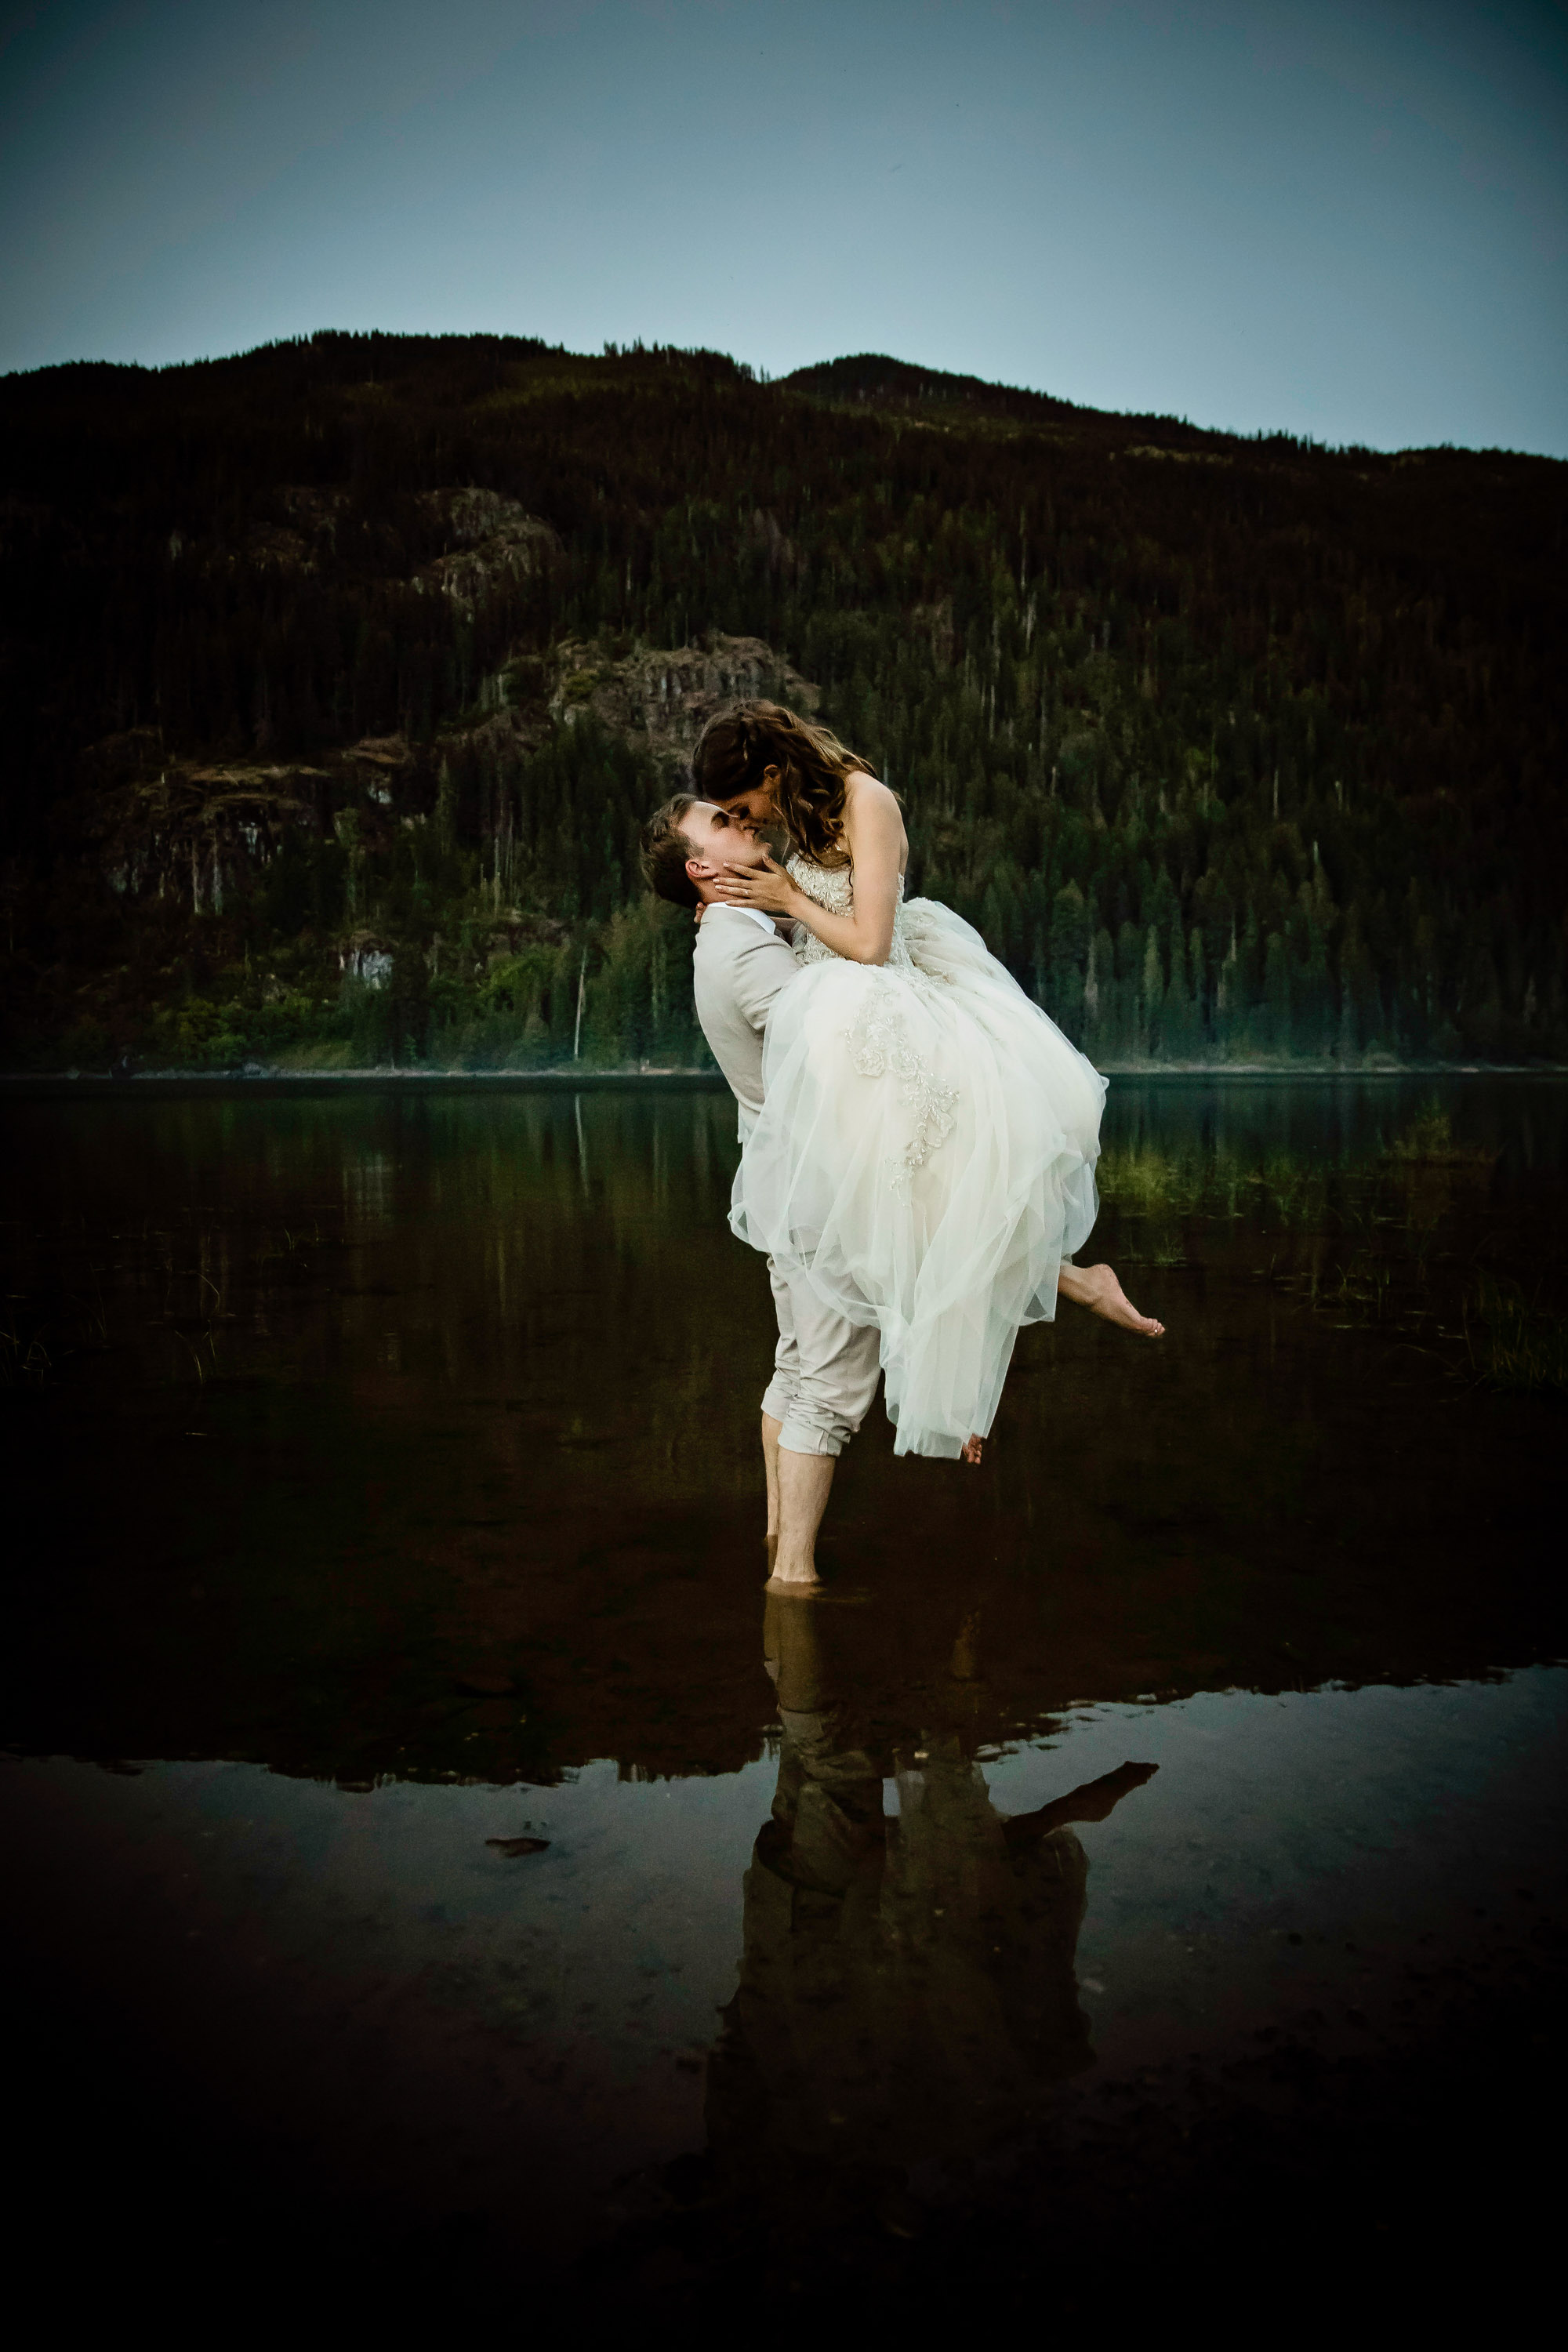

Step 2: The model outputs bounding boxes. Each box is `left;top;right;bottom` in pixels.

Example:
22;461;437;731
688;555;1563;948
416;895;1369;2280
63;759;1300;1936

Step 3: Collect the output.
706;1595;1155;2220
1;1076;1563;2314
2;1077;1566;1782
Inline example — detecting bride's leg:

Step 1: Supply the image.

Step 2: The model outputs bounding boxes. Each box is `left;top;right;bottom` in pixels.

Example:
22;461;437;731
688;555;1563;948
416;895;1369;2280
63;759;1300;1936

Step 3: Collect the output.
1058;1261;1165;1337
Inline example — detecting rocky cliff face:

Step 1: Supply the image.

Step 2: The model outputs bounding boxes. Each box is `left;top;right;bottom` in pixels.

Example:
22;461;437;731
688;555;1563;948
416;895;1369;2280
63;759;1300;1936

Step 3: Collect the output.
220;483;561;597
548;633;817;757
95;757;323;916
416;488;561;607
67;628;814;1026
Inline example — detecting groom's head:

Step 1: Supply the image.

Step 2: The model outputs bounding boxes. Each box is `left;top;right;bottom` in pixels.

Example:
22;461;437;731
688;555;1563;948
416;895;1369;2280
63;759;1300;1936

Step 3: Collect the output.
641;795;769;909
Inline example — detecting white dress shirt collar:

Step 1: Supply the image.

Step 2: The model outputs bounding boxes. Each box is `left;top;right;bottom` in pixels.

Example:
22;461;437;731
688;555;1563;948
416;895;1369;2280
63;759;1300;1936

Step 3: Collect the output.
707;904;780;940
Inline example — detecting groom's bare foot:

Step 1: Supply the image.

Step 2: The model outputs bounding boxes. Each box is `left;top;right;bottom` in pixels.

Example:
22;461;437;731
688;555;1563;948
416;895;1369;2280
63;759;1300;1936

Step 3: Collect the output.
1065;1262;1165;1337
962;1434;984;1465
764;1566;822;1595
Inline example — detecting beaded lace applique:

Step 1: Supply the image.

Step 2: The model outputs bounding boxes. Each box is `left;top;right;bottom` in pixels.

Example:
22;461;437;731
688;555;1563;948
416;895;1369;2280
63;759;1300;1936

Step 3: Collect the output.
788;855;916;971
843;983;958;1197
787;854;957;1196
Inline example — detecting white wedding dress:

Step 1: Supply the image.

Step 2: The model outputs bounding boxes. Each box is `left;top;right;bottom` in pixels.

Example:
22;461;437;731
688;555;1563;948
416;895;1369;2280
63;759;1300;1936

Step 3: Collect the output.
731;854;1108;1459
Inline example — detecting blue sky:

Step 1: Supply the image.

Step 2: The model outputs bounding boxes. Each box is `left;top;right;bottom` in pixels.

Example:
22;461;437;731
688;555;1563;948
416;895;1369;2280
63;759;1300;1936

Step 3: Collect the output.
2;0;1563;452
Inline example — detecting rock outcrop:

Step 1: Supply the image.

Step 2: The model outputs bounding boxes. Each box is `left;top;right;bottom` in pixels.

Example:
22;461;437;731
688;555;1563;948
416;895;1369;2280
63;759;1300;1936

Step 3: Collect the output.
89;753;326;914
225;485;559;600
71;630;817;981
416;488;561;606
548;633;818;758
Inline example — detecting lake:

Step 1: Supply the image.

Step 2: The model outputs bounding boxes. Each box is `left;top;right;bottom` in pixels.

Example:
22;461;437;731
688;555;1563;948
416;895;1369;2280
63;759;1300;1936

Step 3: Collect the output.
2;1075;1563;2319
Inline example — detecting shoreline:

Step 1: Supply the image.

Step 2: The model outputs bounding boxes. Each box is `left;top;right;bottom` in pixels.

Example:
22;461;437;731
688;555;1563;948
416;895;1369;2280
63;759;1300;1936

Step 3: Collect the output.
3;1060;1566;1098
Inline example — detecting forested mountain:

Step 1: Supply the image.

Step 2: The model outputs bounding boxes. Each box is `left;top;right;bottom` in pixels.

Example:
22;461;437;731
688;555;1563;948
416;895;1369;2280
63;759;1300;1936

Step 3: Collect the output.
1;332;1563;1070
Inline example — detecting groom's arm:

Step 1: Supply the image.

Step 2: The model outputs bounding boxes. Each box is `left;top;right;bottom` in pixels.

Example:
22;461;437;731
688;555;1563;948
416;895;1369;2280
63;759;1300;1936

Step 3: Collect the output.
728;919;800;1035
691;909;801;1130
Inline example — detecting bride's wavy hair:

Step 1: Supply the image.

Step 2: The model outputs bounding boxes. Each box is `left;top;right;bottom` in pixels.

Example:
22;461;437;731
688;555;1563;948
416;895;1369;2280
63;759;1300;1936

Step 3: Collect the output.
689;700;877;866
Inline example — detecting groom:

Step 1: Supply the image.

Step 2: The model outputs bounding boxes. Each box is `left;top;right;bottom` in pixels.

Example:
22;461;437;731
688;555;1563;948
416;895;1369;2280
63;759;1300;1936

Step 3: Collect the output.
641;793;879;1591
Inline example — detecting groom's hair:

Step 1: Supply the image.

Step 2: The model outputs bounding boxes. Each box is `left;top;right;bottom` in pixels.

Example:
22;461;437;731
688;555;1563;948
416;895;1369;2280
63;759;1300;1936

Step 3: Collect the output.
641;794;702;909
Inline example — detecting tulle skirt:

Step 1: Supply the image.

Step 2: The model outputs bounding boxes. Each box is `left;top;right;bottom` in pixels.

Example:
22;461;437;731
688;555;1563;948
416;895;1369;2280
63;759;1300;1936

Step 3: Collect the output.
731;898;1107;1459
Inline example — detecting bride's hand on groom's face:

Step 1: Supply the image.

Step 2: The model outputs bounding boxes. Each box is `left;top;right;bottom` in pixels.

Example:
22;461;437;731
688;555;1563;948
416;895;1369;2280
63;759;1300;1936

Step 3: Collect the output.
710;851;797;918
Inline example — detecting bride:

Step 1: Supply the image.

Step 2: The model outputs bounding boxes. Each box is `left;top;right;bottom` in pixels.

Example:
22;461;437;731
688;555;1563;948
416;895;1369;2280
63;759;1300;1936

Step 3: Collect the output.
691;701;1163;1463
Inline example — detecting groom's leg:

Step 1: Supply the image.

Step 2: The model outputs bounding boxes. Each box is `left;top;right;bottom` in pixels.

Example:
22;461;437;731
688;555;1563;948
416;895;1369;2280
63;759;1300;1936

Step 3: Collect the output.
772;1450;837;1587
770;1279;881;1588
761;1264;803;1545
762;1414;783;1539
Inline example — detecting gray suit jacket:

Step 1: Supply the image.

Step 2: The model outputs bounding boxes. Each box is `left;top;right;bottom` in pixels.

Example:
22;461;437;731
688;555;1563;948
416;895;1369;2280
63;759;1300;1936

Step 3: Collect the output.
691;906;800;1136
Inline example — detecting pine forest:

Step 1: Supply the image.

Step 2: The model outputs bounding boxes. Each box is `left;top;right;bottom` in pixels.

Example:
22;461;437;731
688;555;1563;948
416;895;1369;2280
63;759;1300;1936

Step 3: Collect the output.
2;334;1563;1073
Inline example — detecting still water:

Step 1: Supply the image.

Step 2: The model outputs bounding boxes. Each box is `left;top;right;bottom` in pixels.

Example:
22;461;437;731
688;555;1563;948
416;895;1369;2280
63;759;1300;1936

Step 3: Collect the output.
2;1076;1563;2310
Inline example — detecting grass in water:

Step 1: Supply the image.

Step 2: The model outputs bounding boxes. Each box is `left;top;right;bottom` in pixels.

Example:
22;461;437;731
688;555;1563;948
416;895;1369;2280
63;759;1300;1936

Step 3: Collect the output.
1098;1147;1196;1216
1383;1101;1497;1169
0;1314;55;1386
1466;1276;1568;1392
1097;1144;1327;1226
1097;1145;1254;1219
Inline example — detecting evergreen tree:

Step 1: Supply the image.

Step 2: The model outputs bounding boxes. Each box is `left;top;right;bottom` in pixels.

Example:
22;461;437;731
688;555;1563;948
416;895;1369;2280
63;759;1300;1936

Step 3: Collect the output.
1262;931;1293;1054
1142;926;1164;1060
1188;925;1207;1054
1050;881;1089;1034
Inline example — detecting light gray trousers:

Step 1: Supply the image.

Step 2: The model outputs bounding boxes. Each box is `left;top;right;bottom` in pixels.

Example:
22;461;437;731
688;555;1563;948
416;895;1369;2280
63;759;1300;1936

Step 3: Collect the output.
762;1260;882;1457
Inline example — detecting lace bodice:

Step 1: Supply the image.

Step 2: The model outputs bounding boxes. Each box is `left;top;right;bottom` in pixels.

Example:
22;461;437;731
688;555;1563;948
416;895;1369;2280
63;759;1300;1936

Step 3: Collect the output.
787;854;915;971
785;852;952;1196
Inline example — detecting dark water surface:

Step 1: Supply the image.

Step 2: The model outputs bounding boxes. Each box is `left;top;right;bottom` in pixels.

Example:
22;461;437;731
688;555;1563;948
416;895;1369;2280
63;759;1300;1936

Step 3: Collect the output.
2;1076;1564;2318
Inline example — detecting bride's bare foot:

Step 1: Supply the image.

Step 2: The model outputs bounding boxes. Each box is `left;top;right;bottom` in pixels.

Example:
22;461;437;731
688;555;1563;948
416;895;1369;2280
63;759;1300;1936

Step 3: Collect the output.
1065;1262;1165;1337
962;1434;984;1465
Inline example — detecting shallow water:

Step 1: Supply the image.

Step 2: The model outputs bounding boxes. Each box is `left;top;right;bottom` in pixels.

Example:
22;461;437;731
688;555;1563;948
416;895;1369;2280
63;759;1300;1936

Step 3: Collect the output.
2;1076;1564;2308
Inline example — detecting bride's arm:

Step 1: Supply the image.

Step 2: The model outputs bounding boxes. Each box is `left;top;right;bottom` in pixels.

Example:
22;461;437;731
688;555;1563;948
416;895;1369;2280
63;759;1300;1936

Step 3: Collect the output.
708;775;905;965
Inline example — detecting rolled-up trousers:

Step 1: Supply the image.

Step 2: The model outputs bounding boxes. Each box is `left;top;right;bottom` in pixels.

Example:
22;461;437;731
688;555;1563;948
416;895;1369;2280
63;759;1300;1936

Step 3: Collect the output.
761;1259;882;1457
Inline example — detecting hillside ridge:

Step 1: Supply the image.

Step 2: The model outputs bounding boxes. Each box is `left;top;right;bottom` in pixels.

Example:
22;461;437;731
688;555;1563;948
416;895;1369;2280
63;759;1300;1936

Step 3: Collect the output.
0;332;1562;1072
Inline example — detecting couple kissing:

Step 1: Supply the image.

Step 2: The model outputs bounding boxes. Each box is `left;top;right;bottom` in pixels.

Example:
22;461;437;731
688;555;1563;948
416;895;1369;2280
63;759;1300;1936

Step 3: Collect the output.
640;701;1163;1595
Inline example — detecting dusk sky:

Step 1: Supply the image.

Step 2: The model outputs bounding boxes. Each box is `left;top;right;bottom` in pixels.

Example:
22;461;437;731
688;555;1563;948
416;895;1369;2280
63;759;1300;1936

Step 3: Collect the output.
2;0;1563;453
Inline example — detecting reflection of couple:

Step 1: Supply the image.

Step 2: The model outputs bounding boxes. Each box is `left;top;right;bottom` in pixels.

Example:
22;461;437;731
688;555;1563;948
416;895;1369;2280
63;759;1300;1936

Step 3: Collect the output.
706;1595;1156;2222
641;701;1163;1589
